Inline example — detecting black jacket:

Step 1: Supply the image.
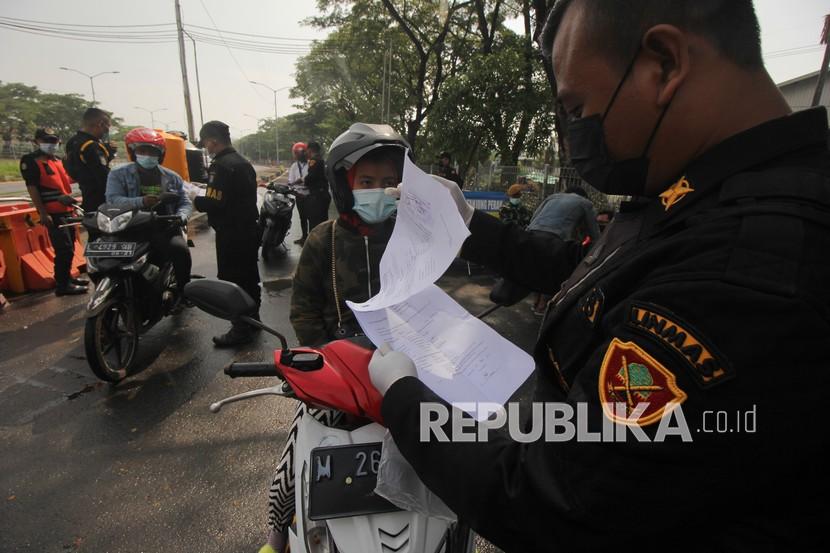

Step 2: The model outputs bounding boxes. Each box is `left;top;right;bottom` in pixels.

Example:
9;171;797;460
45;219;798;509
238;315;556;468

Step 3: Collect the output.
382;108;830;552
304;153;329;196
193;147;258;232
64;130;112;211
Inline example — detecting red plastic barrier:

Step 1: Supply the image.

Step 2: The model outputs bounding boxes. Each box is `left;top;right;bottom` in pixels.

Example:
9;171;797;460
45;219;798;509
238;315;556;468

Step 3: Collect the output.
0;203;55;292
0;249;7;291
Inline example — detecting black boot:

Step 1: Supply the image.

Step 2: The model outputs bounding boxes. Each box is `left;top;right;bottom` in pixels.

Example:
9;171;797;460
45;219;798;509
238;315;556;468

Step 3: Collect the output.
55;283;88;296
212;324;256;348
70;276;90;286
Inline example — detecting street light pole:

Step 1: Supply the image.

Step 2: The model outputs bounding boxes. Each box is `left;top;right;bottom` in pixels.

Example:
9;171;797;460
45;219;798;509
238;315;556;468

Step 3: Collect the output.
250;81;289;165
58;67;119;104
134;106;168;129
182;29;205;128
243;114;263;162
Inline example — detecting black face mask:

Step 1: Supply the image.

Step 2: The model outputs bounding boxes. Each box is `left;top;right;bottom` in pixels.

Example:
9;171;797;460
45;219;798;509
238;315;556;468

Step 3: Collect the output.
566;47;672;196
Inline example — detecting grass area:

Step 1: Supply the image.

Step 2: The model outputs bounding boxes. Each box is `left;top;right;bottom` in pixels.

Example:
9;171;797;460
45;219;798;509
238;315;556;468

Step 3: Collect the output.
0;159;21;182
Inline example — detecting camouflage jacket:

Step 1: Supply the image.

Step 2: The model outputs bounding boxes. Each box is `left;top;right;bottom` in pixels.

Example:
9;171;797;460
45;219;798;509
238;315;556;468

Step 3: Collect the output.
290;218;394;346
499;200;532;228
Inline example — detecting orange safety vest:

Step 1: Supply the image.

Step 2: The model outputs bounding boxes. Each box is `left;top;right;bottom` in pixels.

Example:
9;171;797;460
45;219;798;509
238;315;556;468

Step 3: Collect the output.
35;157;74;214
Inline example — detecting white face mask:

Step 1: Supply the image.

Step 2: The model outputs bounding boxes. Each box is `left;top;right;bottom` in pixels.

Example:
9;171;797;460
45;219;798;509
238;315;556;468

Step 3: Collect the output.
38;143;58;155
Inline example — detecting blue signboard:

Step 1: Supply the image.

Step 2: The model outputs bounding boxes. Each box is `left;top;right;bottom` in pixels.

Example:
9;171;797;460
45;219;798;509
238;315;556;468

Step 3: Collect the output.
463;191;506;216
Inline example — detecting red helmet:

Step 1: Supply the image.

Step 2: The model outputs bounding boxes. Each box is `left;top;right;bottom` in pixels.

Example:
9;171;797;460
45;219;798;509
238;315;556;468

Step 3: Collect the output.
292;142;307;156
125;127;166;162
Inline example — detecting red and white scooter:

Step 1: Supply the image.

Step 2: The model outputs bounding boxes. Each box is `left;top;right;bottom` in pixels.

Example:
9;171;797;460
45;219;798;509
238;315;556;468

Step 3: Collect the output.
185;279;473;553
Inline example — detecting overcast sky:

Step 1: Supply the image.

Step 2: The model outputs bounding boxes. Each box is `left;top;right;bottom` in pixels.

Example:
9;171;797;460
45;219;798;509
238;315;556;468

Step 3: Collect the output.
1;0;827;142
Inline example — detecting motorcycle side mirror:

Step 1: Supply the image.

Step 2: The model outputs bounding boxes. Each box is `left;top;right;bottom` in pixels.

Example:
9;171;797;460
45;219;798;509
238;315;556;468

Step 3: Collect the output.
184;280;289;350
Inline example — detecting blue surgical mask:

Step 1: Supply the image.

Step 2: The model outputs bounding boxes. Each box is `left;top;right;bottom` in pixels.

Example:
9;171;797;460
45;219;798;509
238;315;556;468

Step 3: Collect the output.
509;197;521;205
352;189;397;224
38;143;58;155
135;154;160;170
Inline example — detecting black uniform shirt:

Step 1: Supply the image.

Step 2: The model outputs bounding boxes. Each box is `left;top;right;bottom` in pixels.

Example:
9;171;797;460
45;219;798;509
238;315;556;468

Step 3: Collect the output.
64;130;111;211
193;147;258;231
382;108;830;552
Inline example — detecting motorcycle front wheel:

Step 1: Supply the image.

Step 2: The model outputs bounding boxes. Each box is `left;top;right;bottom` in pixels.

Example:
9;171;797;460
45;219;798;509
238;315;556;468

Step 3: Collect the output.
84;300;138;382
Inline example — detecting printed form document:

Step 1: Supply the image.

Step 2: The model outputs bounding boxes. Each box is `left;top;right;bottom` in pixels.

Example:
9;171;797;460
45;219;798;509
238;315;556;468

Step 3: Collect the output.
347;157;534;417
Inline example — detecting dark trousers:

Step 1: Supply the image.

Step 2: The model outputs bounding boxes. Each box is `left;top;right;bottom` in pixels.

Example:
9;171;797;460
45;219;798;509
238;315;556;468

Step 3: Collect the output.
151;231;192;291
304;192;331;233
48;214;76;289
295;196;310;239
216;227;261;312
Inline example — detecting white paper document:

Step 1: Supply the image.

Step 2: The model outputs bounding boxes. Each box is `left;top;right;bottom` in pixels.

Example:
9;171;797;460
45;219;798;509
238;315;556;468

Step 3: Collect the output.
352;285;534;417
348;157;471;312
345;159;534;418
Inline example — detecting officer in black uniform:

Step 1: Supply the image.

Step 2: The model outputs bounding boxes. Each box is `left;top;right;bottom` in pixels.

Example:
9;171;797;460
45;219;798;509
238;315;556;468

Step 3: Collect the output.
194;121;261;347
303;141;331;231
20;128;89;296
435;151;463;189
368;1;830;550
64;108;114;214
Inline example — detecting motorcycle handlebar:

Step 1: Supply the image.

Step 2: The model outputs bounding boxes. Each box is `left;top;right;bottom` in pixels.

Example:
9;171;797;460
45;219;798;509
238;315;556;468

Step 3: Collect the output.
224;362;279;378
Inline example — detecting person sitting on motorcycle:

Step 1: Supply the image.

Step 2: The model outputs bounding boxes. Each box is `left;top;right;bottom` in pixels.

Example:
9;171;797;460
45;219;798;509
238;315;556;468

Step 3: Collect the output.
105;127;193;296
259;123;409;553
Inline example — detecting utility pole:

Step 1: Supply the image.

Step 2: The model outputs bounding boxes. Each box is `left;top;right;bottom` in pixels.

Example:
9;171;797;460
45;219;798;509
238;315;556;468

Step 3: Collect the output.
174;0;196;140
812;14;830;107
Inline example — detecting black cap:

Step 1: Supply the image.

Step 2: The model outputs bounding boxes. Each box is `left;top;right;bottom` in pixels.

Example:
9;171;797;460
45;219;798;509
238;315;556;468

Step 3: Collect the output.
34;128;59;141
197;120;230;148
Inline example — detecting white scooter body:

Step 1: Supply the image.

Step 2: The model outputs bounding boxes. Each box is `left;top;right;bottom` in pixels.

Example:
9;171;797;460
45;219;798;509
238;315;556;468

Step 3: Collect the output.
288;415;453;553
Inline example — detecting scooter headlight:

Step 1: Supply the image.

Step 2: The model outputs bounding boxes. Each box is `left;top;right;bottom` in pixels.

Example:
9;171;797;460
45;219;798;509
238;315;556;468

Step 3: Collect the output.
301;463;334;553
96;211;133;234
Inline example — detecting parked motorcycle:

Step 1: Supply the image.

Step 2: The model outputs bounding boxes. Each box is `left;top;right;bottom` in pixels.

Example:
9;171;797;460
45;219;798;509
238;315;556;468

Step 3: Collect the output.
184;279;474;553
72;195;188;382
259;181;296;259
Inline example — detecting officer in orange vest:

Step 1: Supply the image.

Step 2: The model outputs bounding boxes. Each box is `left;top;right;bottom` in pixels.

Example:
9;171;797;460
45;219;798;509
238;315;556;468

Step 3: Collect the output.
19;128;88;296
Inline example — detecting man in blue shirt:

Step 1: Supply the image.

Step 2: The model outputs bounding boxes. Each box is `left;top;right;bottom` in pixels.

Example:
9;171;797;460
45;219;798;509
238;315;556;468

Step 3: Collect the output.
106;127;192;295
527;185;600;242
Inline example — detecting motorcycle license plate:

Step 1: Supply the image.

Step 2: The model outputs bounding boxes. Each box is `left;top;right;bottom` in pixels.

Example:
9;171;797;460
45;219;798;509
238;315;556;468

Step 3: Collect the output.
85;241;137;258
308;442;400;520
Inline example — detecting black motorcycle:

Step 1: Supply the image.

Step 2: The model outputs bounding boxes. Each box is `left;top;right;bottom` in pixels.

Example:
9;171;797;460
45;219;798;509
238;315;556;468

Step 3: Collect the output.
258;181;296;259
74;195;187;382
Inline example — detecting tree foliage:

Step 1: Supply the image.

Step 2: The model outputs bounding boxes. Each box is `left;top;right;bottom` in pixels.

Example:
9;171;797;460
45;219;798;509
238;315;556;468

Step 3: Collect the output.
286;0;559;173
0;81;122;145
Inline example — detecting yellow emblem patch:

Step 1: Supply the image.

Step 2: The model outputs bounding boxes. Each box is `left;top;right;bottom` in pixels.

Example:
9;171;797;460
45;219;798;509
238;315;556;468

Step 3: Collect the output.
626;302;733;388
599;338;687;427
308;158;317;167
659;176;694;211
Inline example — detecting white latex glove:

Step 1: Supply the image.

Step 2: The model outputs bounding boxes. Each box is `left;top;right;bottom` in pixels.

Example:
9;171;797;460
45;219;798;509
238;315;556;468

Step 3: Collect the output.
383;175;475;227
430;174;474;226
369;343;418;395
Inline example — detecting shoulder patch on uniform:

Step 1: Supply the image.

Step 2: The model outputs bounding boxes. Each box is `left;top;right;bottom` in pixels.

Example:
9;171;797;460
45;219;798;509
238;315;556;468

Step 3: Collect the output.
20;161;27;171
599;338;687;427
659;175;694;211
625;302;734;389
580;287;605;326
308;158;316;167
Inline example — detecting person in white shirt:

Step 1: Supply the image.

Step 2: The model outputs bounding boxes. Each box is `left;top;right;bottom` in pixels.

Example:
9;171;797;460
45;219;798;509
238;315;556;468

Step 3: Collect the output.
287;142;310;244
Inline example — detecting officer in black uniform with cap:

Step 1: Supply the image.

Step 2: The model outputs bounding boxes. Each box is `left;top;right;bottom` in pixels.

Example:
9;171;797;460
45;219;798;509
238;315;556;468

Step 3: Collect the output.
367;1;830;551
64;107;114;215
194;120;261;347
20;128;88;296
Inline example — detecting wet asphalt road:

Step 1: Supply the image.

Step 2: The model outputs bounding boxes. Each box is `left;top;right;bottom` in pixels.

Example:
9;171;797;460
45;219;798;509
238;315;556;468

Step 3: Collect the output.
0;195;540;552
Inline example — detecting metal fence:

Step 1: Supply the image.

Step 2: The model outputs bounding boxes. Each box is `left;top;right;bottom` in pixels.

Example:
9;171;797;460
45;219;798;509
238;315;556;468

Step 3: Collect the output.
418;161;624;214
